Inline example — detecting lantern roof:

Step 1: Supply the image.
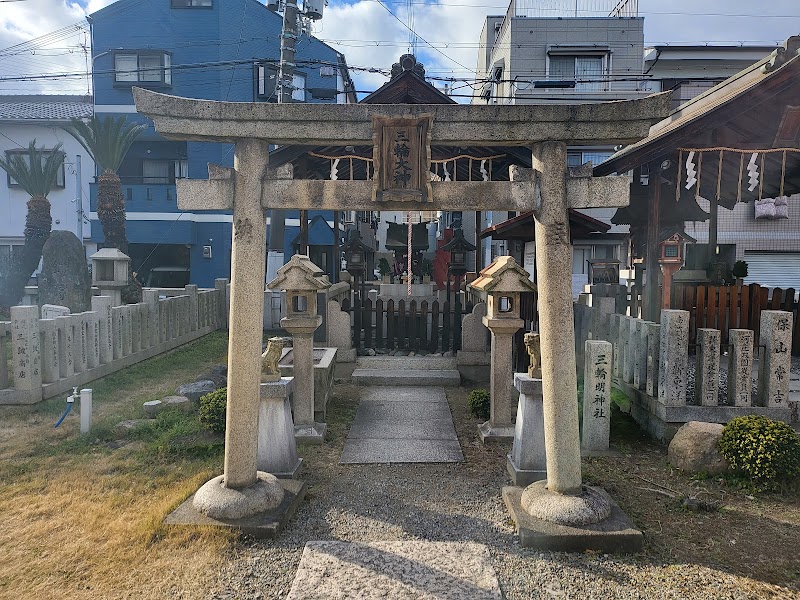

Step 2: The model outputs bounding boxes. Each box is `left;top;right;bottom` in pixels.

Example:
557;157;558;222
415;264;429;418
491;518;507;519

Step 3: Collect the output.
267;254;331;291
341;229;373;253
659;226;696;244
90;248;130;261
468;256;537;294
441;228;477;252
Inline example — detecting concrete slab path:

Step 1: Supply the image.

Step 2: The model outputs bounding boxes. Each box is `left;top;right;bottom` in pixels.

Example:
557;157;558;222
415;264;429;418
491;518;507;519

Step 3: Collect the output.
286;541;501;599
340;386;463;464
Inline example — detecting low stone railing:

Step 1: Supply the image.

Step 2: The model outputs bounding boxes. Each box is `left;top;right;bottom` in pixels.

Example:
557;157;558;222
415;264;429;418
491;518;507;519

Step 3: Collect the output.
574;298;797;441
0;280;229;406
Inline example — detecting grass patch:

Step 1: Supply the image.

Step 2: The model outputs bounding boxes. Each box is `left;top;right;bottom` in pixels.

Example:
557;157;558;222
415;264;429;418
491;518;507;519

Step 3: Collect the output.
0;332;231;599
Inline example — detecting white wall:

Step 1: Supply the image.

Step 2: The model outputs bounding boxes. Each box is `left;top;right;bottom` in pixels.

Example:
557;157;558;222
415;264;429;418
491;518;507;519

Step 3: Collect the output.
0;123;94;261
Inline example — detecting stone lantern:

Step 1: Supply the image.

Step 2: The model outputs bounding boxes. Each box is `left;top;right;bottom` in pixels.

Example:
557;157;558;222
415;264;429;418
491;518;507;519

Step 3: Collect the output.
658;228;695;310
442;228;476;277
267;254;331;443
90;248;131;306
468;255;536;442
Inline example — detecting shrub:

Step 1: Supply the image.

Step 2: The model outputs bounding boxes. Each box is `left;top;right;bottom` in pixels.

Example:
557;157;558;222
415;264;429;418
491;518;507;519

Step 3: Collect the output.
732;260;749;279
718;415;800;490
467;388;490;420
198;388;227;434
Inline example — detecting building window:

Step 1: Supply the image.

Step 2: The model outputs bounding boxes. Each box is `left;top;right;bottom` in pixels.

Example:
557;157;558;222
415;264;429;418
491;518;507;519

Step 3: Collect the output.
4;149;65;189
140;159;189;184
114;51;172;86
171;0;212;6
292;73;307;102
548;55;606;91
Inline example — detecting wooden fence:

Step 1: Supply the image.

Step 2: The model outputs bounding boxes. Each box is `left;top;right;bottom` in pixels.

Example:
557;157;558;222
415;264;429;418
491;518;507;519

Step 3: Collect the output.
671;283;800;355
342;297;473;352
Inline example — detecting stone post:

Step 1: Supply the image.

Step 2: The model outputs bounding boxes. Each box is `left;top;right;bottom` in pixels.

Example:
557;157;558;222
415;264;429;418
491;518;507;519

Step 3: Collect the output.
288;328;323;442
222;139;271;489
658;310;689;407
92;290;113;364
633;320;649;391
11;305;42;402
757;310;793;407
727;329;753;406
141;290;159;348
40;318;59;384
695;328;720;406
610;314;625;379
590;296;615;341
582;340;612;455
215;278;229;328
507;374;546;486
56;315;74;377
645;322;660;397
531;142;582;495
456;302;490;366
185;285;198;332
623;317;637;384
481;316;523;442
257;378;302;477
326;299;355;363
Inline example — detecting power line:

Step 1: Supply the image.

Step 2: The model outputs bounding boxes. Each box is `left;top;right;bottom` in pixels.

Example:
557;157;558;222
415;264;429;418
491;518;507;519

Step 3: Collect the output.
372;0;475;73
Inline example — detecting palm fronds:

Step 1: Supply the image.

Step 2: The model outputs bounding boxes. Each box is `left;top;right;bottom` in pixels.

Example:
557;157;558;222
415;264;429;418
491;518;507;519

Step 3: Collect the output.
0;140;65;198
63;116;147;173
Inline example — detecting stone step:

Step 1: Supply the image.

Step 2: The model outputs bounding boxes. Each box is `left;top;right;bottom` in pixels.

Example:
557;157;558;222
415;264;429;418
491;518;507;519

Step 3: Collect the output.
355;356;457;370
352;369;461;387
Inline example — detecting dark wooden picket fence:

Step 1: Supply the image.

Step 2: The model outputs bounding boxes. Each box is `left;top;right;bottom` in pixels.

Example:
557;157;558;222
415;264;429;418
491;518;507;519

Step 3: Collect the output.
671;283;800;355
342;296;473;352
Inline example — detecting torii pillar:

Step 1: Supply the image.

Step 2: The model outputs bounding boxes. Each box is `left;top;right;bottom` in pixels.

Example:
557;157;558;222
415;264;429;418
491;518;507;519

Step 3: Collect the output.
503;144;643;552
170;141;305;532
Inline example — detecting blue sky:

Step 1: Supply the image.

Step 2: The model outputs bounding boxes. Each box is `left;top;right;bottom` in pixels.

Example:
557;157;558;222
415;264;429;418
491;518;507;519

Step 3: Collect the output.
0;0;798;95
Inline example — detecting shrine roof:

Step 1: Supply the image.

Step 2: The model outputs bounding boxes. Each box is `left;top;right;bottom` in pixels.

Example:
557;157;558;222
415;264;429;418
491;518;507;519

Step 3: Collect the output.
479;209;610;241
595;36;800;205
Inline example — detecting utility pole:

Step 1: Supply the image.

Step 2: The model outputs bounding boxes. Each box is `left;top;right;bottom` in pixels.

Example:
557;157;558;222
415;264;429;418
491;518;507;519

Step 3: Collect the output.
75;154;84;256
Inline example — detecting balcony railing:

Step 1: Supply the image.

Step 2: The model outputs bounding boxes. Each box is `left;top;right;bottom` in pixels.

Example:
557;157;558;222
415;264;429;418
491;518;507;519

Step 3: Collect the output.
508;0;638;18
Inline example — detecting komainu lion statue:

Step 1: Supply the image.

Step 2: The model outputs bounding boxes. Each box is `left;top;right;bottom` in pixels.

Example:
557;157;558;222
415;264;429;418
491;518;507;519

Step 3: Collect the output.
261;337;287;382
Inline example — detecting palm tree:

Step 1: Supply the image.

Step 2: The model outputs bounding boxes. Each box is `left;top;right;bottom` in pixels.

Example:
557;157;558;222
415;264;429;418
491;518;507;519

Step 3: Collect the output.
63;116;147;256
0;141;65;308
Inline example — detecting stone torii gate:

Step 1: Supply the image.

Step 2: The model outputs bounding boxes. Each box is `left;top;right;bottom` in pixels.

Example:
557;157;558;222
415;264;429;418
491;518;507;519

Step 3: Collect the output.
134;87;669;542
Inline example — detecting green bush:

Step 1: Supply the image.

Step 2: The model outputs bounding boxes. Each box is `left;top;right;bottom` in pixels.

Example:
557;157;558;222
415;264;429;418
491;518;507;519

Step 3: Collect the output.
732;260;749;278
468;388;490;420
718;415;800;490
198;388;227;434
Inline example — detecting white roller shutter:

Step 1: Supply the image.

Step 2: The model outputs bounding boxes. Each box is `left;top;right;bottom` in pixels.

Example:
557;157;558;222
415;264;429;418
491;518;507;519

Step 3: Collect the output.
743;252;800;290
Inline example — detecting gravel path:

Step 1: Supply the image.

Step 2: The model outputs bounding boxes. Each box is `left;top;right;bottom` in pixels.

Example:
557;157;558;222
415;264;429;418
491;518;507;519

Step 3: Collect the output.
210;385;798;600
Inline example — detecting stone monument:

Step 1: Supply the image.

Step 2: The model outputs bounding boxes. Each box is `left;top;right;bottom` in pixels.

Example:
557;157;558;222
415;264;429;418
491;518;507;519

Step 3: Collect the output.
38;230;91;313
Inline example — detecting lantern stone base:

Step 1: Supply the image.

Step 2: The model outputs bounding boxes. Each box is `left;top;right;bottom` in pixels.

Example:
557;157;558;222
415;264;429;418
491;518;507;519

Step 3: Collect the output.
164;476;306;539
295;422;327;445
502;485;643;553
478;421;515;443
506;454;546;487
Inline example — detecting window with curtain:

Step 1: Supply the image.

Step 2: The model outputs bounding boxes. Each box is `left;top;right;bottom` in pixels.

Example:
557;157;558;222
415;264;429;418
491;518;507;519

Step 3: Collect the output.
114;51;172;86
142;159;171;184
549;55;606;91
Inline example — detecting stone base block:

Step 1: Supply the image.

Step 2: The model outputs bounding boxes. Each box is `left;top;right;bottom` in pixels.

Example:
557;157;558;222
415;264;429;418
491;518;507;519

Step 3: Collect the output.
336;348;357;363
478;421;514;443
502;486;643;553
271;457;303;480
164;478;306;539
506;455;546;487
295;423;327;445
